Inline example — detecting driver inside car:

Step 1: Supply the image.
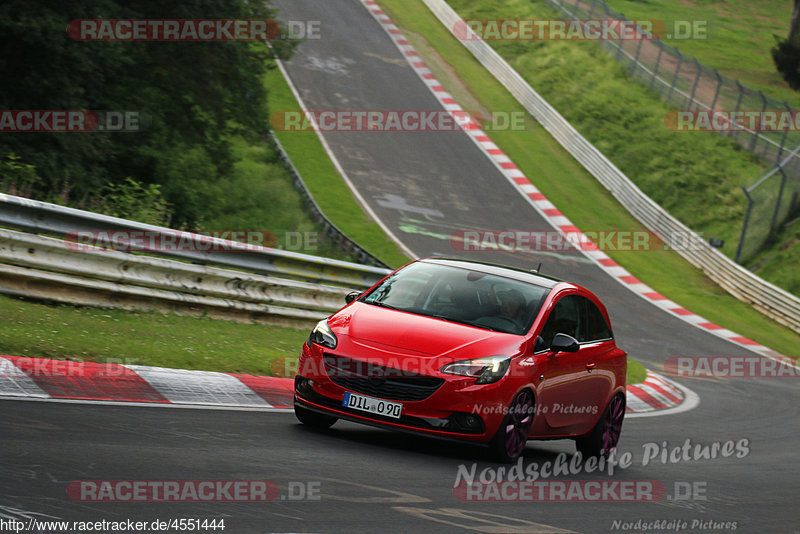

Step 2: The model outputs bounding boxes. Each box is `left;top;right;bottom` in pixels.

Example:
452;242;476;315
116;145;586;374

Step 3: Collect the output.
497;289;527;326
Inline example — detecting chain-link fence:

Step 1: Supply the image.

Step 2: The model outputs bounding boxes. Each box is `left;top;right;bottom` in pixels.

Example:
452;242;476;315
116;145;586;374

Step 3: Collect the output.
736;144;800;262
545;0;800;263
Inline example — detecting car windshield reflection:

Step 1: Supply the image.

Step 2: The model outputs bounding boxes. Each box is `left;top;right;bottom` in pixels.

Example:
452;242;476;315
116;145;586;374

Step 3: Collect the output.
361;261;551;335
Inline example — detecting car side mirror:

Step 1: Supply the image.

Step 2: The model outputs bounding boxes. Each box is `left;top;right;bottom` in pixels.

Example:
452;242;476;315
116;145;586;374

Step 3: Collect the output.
550;333;579;353
345;291;361;304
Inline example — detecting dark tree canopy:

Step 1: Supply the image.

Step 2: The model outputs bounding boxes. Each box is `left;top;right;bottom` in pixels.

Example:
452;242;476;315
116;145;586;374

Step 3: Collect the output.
0;0;293;227
772;0;800;91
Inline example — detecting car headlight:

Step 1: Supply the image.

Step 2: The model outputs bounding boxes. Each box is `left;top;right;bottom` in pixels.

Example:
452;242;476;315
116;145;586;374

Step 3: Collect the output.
441;356;511;384
307;319;337;349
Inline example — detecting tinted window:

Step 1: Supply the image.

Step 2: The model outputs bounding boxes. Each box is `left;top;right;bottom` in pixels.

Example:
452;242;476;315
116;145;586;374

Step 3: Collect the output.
538;294;613;349
362;262;550;335
539;295;582;348
584;299;613;341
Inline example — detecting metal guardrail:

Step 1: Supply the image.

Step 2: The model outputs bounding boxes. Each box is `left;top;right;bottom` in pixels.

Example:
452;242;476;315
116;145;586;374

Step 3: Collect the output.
0;228;361;327
0;192;391;289
422;0;800;333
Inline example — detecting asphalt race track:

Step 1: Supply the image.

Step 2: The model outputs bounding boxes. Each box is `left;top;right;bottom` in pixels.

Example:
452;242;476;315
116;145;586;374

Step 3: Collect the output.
2;0;798;532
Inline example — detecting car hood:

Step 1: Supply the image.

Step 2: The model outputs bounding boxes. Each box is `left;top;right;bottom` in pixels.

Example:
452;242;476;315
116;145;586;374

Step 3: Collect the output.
328;302;526;358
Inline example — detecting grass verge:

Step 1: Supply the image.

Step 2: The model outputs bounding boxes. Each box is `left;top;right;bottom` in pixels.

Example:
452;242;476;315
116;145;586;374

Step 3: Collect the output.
377;0;799;356
0;294;306;376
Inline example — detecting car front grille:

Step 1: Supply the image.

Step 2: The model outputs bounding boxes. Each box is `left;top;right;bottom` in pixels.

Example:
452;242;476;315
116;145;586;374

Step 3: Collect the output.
323;354;444;402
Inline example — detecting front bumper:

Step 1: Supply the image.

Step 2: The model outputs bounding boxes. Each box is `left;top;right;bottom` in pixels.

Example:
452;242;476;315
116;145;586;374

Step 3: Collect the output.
294;375;498;441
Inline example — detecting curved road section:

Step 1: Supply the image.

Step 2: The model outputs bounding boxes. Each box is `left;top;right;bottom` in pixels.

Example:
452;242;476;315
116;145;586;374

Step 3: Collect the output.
1;1;797;532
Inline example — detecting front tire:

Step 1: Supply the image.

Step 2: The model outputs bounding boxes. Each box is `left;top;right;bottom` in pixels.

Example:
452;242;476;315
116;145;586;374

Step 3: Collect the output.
295;403;337;429
488;389;535;462
576;394;625;458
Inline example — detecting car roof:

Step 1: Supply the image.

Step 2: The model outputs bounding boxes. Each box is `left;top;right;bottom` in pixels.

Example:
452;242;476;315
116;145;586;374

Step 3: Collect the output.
418;257;563;288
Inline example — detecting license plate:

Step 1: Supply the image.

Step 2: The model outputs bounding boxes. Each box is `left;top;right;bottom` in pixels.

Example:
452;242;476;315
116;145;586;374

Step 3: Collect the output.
342;392;402;419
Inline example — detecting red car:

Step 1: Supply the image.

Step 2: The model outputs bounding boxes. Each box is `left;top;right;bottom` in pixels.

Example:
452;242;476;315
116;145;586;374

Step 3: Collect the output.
294;258;626;462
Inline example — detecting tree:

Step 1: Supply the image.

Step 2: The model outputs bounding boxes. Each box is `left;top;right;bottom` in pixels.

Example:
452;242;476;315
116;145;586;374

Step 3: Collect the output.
0;0;293;227
773;0;800;90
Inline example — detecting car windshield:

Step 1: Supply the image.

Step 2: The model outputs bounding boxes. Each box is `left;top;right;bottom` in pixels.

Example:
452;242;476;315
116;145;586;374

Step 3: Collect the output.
361;262;551;335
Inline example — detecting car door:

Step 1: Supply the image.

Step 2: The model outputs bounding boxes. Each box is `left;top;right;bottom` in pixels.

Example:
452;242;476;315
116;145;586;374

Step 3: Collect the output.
535;294;610;429
572;296;618;425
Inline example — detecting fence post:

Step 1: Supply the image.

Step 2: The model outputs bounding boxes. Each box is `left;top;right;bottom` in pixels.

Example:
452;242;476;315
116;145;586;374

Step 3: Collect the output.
731;80;744;140
614;31;625;61
588;0;598;18
770;166;789;233
735;186;754;263
710;70;722;111
650;43;664;90
688;58;701;111
666;50;683;104
749;91;767;152
631;26;644;76
777;102;791;164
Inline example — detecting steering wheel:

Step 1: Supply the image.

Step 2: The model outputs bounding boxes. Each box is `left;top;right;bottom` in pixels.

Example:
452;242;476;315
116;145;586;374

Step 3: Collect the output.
493;315;523;332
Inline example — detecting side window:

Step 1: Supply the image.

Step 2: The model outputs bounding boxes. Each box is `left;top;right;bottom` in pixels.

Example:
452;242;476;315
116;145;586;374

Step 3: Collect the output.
538;295;582;349
537;294;613;350
585;299;613;342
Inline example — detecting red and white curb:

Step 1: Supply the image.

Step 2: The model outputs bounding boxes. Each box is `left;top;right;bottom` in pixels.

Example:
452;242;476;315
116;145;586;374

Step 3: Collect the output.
360;0;781;361
625;370;697;418
0;356;293;411
1;355;688;416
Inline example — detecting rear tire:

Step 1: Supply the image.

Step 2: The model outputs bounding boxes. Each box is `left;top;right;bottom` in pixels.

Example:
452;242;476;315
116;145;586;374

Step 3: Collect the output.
295;404;337;429
576;394;625;459
488;389;535;463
